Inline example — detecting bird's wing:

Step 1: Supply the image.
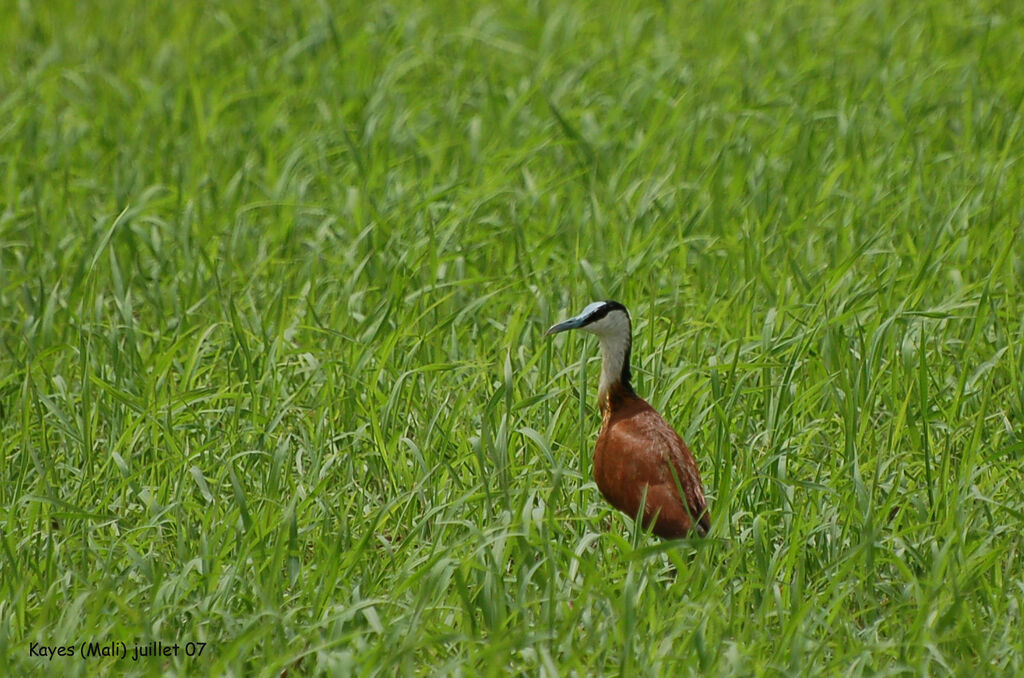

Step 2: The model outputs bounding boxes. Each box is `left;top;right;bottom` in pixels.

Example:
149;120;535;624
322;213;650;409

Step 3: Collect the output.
605;407;710;536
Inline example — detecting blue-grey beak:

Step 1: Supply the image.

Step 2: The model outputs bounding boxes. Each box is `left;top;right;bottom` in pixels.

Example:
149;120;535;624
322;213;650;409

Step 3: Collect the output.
546;315;587;336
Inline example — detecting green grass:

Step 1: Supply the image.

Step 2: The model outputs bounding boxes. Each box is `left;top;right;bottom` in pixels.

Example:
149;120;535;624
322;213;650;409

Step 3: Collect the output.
2;0;1024;674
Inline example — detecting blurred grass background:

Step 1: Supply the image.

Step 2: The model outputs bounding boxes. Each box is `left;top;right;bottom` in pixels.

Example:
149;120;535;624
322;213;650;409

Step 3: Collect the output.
2;0;1023;675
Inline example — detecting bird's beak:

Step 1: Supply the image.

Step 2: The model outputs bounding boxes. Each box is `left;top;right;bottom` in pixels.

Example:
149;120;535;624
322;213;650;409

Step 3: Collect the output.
546;316;586;336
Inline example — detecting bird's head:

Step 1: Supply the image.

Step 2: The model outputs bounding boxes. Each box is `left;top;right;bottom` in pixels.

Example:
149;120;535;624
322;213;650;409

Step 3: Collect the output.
547;300;634;400
546;300;631;339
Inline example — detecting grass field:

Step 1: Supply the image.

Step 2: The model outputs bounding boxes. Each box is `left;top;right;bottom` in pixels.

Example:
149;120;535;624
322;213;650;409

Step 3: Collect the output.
3;0;1024;675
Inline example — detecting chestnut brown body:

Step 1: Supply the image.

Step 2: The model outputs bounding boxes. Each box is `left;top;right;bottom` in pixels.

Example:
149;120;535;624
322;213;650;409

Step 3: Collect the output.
596;384;709;538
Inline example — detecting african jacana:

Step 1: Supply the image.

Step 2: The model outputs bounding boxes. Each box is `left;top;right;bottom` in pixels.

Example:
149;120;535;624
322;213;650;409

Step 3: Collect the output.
547;301;710;538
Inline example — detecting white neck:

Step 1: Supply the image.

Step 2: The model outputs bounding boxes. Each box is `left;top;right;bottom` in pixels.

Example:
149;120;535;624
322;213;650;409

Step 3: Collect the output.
598;333;630;401
583;309;632;402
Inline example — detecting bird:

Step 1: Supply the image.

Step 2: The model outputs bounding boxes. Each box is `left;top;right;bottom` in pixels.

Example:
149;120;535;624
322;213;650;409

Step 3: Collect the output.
547;300;710;539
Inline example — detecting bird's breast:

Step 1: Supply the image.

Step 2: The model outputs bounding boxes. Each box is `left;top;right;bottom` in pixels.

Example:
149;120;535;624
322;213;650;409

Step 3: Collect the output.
593;399;667;512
